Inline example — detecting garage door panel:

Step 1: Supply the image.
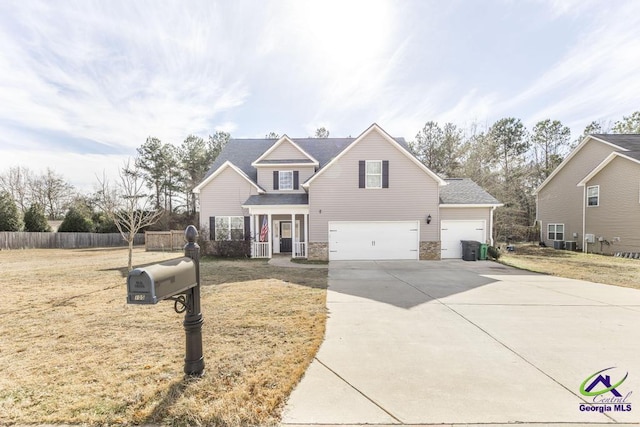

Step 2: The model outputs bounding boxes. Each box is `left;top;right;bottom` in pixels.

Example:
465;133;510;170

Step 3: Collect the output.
441;220;485;259
329;221;419;261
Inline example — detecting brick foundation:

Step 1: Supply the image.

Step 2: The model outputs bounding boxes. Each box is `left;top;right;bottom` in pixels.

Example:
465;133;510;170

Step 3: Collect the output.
308;242;328;261
420;241;441;260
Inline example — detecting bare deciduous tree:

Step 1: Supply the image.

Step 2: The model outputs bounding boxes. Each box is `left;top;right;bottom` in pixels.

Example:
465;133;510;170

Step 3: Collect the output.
96;159;163;270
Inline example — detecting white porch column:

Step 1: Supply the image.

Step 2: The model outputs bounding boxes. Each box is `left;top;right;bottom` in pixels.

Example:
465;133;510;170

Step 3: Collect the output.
267;213;273;258
304;213;309;258
291;213;296;258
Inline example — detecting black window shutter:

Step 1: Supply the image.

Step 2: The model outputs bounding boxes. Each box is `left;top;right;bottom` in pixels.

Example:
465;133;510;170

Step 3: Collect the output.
209;216;215;240
273;170;279;190
244;216;251;241
382;160;389;188
358;161;365;188
293;171;299;190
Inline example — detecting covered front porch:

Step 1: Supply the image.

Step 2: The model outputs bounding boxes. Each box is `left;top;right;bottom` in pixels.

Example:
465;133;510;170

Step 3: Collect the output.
242;194;309;259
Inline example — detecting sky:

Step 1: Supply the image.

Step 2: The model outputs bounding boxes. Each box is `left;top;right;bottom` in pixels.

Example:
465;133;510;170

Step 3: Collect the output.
1;0;640;191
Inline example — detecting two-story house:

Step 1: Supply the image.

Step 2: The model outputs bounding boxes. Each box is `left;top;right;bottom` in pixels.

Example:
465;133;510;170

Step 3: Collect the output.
534;134;640;255
194;124;502;261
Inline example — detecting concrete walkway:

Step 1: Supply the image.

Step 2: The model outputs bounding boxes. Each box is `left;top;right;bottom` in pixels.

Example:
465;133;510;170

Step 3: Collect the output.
282;260;640;426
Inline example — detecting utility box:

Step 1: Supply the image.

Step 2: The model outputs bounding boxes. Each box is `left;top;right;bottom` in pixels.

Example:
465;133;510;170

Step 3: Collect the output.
127;257;197;304
461;240;480;261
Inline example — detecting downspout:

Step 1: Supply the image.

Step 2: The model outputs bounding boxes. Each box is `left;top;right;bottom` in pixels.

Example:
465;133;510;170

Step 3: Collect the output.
536;193;542;242
490;206;496;246
582;185;588;253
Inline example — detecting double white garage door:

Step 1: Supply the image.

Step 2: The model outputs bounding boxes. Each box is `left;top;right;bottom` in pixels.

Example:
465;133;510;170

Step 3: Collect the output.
328;220;486;260
328;221;419;260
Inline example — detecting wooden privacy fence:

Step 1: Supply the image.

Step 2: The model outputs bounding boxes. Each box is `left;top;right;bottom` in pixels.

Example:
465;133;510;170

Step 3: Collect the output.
0;232;144;250
145;230;186;251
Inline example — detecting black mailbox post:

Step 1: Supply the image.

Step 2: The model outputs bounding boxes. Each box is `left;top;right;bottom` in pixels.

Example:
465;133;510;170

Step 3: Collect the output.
126;225;204;377
183;225;204;376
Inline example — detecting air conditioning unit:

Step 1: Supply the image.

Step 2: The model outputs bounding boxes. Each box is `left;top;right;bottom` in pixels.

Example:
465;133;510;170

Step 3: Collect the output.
585;234;596;243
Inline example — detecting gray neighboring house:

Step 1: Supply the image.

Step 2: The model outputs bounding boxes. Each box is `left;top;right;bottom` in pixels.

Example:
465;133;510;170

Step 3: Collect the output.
534;134;640;254
194;124;501;261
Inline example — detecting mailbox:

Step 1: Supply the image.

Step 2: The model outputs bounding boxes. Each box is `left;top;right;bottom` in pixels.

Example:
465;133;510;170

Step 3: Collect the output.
127;257;197;304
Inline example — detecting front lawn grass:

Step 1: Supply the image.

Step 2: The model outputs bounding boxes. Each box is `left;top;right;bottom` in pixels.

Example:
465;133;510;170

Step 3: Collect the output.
499;243;640;289
0;248;327;426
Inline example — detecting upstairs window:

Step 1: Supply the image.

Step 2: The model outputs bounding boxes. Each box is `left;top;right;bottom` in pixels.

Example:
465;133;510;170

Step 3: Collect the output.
587;185;599;206
273;170;298;190
548;224;564;241
359;160;389;189
366;161;382;188
279;171;293;190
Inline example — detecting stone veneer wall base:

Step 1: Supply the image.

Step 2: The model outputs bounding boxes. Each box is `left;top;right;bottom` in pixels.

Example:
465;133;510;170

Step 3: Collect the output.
420;241;441;260
308;242;328;261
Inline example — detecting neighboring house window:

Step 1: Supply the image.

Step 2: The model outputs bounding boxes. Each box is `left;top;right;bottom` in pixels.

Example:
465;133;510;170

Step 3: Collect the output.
279;171;293;190
548;224;564;241
587;185;599;206
215;216;244;240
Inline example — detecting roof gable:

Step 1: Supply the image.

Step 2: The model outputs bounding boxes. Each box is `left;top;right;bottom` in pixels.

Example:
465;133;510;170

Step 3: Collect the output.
252;135;319;167
193;160;265;194
577;151;640;186
533;134;638;195
302;123;447;188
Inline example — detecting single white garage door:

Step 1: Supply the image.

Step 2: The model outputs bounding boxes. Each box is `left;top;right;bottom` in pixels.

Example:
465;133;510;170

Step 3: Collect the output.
441;220;485;259
328;221;419;261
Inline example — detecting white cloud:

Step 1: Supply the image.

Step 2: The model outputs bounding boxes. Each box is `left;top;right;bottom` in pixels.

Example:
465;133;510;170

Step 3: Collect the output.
505;2;640;135
0;1;251;151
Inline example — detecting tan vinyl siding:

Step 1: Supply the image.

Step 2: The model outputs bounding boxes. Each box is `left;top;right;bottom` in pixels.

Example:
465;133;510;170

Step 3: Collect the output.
257;166;314;193
308;131;439;242
198;166;258;231
263;140;310;160
537;139;617;246
584;156;640;254
440;207;492;242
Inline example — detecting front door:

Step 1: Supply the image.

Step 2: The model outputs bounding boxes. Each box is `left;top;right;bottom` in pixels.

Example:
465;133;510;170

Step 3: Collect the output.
280;221;292;253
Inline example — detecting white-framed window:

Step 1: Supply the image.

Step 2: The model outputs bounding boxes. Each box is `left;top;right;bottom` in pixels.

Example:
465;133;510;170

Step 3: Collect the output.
279;171;293;191
366;160;382;189
548;223;564;241
587;185;599;206
215;216;244;241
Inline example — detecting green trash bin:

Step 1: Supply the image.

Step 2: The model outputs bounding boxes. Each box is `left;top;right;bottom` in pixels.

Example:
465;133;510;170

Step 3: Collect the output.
479;243;488;260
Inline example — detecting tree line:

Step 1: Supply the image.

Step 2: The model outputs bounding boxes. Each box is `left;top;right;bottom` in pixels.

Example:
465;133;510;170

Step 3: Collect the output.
1;114;639;243
408;111;640;241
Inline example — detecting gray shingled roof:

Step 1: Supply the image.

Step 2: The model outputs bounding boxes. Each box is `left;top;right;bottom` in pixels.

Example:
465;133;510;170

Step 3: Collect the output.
591;134;640;151
243;194;309;206
255;159;316;164
204;136;408;181
621;150;640;161
440;178;501;205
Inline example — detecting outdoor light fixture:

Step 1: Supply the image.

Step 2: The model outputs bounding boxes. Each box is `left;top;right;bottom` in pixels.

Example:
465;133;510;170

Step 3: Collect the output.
426;214;432;224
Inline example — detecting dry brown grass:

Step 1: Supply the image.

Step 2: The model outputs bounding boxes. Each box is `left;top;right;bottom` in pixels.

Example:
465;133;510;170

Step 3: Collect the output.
499;243;640;289
0;248;327;426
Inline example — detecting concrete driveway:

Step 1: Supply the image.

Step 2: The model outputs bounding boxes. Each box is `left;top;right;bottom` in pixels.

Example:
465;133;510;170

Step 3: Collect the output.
282;260;640;426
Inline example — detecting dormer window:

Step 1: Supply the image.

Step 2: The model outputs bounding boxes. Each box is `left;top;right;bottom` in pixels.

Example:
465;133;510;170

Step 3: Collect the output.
279;171;293;190
273;170;299;190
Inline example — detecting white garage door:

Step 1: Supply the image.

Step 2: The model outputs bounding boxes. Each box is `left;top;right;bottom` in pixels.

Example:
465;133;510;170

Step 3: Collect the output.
328;221;420;261
441;220;485;259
